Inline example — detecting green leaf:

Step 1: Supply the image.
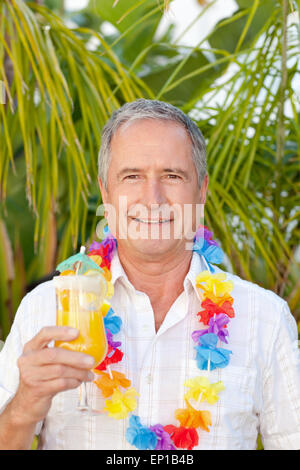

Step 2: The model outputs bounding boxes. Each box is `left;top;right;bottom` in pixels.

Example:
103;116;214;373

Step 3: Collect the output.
140;48;222;105
89;0;163;62
208;0;278;54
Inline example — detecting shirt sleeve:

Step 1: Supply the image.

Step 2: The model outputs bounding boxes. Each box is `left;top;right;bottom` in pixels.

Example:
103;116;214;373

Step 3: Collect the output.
259;300;300;450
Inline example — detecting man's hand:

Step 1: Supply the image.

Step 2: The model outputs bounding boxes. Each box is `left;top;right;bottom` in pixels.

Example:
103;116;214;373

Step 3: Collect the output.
13;326;95;425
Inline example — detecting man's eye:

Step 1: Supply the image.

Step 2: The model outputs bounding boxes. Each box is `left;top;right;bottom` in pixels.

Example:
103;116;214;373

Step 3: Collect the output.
125;175;139;180
167;174;180;179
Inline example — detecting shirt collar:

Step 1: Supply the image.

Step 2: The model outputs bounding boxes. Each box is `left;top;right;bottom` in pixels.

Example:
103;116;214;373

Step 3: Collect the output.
110;249;212;297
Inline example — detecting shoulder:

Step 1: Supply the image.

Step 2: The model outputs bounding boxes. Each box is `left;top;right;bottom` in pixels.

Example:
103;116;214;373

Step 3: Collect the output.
22;279;56;301
210;264;298;371
13;280;57;342
211;264;293;329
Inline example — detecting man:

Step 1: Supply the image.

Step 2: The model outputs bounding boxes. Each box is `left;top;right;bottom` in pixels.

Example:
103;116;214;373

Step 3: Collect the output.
0;99;299;450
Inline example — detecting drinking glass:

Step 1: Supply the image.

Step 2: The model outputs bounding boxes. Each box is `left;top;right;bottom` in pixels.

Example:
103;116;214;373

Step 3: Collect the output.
53;273;108;414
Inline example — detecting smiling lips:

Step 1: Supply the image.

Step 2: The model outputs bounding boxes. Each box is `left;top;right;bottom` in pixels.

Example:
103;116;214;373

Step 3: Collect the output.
131;218;173;224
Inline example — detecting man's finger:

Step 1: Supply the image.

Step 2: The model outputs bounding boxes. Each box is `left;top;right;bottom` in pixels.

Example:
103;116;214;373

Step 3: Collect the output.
27;347;95;369
30;364;95;383
45;377;83;395
23;326;79;352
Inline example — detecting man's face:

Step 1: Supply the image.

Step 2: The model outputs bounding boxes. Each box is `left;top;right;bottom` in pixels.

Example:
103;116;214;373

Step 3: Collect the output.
98;118;208;260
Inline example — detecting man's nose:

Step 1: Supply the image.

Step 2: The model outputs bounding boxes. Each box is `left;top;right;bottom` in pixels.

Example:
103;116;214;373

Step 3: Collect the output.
143;178;167;206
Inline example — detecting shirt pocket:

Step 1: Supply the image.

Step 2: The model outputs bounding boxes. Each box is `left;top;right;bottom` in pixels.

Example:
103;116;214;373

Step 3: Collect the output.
214;365;258;436
187;363;258;437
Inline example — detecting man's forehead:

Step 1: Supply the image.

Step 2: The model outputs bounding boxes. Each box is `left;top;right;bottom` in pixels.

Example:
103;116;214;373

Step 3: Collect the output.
112;118;190;142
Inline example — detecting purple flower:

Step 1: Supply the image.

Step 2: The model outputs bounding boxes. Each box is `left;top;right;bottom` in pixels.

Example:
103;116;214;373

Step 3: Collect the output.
192;314;230;344
194;226;219;246
106;329;122;349
102;235;117;262
149;424;176;450
88;240;102;252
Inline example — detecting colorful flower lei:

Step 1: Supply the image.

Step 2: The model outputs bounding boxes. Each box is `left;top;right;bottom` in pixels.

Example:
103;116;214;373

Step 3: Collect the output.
87;225;235;450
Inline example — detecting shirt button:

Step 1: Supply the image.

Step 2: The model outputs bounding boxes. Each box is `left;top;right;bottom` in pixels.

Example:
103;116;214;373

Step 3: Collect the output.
146;374;152;384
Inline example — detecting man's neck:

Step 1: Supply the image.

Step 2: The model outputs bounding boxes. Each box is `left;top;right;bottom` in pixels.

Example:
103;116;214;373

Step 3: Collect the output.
116;245;193;331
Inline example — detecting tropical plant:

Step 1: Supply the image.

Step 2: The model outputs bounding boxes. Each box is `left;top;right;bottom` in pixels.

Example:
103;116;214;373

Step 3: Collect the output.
0;0;299;341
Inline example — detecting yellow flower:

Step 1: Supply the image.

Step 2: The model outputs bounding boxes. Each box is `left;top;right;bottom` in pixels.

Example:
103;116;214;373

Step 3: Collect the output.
184;376;225;405
104;387;138;419
100;301;111;317
196;271;233;298
88;255;103;267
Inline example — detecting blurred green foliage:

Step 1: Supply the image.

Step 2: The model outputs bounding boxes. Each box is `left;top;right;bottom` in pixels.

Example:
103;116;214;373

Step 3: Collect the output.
0;0;299;341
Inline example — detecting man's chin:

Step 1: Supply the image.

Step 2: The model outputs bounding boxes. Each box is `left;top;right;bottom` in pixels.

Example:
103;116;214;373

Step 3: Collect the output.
123;237;186;258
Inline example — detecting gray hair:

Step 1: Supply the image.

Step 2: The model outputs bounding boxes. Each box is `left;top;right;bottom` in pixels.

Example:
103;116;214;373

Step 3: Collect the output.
98;99;207;190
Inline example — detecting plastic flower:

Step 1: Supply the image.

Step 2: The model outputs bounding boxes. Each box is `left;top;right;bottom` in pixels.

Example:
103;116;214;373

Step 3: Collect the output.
88;233;117;270
192;313;230;343
88;241;102;253
163;425;199;450
175;401;211;431
184;376;225;404
193;239;224;269
101;266;112;281
196;271;233;298
106;329;122;349
197;297;234;325
100;301;111;317
104;387;138;419
104;308;122;334
195;333;232;371
149;424;176;450
126;415;157;450
88;254;103;267
94;370;131;398
194;225;219;246
95;345;124;371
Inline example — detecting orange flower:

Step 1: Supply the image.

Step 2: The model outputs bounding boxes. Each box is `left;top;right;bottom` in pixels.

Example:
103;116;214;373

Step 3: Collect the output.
102;266;112;282
94;370;131;398
175;401;211;432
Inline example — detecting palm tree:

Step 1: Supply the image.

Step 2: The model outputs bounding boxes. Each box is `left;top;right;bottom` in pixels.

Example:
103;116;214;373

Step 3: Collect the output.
0;0;299;339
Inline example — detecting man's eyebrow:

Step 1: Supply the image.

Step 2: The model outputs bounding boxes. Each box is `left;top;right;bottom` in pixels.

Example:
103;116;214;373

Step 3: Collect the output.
162;168;189;178
117;167;142;178
116;167;190;178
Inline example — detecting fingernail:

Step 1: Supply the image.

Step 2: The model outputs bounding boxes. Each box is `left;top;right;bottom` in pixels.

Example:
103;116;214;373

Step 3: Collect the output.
67;327;78;336
84;355;95;366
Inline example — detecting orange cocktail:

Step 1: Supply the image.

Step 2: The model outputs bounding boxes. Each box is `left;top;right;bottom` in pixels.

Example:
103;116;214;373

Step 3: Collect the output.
53;274;108;367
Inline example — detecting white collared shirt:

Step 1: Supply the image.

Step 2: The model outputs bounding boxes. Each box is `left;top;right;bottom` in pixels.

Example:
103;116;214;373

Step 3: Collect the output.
0;251;299;450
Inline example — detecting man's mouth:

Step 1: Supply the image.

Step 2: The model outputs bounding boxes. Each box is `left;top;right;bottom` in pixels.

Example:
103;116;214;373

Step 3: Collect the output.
130;217;173;224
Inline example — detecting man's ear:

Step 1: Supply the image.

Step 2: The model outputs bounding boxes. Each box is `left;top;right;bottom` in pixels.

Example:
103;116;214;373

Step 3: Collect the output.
98;177;108;204
98;177;109;221
200;173;209;204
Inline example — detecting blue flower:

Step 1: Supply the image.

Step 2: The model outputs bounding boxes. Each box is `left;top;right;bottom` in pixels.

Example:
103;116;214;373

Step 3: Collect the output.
194;333;232;371
104;308;122;334
193;238;224;272
126;415;158;450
